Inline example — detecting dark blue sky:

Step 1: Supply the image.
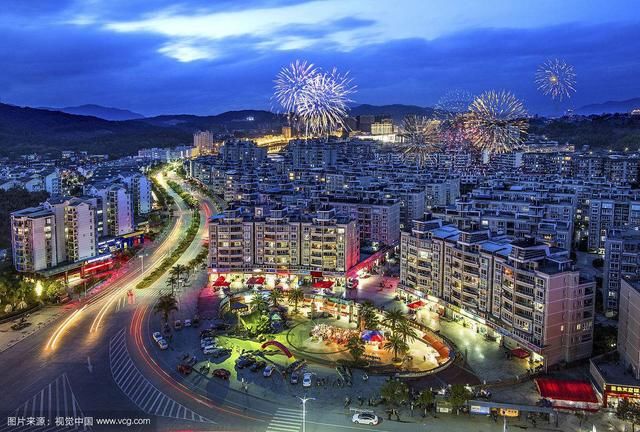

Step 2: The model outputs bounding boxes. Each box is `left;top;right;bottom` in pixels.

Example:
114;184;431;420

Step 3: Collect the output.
2;0;640;116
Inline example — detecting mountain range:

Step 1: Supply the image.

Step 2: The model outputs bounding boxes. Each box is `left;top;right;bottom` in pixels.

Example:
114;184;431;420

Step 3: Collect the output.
38;104;145;121
2;99;640;158
573;98;640;116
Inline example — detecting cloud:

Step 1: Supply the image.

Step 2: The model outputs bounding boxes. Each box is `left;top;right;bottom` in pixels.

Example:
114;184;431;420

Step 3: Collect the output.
1;1;639;115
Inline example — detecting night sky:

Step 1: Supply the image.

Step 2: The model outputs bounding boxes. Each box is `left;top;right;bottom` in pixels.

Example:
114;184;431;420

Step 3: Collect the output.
2;0;640;116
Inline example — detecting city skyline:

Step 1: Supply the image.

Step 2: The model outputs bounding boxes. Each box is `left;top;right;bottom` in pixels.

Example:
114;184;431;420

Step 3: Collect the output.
2;0;640;115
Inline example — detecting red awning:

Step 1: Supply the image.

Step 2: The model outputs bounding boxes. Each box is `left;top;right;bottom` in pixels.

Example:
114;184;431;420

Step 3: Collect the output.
247;276;265;285
535;378;598;404
213;279;230;287
407;300;425;309
511;348;530;359
310;271;323;278
312;280;334;289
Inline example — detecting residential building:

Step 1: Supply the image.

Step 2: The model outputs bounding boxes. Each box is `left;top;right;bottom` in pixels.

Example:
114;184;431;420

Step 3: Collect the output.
10;207;58;272
603;228;640;316
618;277;640;379
400;216;595;367
328;197;401;246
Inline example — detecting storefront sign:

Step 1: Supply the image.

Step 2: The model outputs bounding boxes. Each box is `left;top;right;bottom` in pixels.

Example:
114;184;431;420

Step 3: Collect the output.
499;408;519;417
470;405;491;415
606;384;640;396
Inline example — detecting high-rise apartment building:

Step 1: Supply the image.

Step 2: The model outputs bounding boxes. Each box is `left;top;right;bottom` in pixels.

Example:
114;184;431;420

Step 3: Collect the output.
10;207;57;272
194;130;216;155
400;215;595;367
603;228;640;316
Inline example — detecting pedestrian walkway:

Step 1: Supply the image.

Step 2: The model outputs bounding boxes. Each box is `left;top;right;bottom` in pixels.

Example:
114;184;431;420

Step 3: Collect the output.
0;373;89;432
109;328;213;424
265;407;303;432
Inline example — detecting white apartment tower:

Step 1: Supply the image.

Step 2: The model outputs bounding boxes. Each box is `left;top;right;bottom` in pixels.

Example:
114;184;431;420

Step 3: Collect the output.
11;207;58;272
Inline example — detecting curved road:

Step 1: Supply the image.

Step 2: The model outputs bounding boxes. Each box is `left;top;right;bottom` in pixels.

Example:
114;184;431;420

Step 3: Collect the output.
0;173;412;432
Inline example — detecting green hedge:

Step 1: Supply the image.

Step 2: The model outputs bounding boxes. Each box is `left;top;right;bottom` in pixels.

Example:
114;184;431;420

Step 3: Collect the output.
135;178;202;290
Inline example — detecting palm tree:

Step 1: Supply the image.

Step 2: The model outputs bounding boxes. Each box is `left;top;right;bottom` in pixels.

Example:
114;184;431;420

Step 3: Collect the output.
384;308;405;336
288;287;305;314
174;264;188;281
396;318;419;344
384;333;409;361
154;293;178;323
166;275;179;294
346;335;366;363
358;301;379;331
250;293;268;313
269;288;283;308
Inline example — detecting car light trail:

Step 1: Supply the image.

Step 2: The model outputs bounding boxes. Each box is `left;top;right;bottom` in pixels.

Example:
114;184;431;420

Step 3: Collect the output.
131;304;263;422
46;305;86;350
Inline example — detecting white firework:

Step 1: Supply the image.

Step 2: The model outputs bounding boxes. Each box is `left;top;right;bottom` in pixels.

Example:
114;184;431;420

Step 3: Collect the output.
535;58;576;101
296;68;356;137
274;60;319;120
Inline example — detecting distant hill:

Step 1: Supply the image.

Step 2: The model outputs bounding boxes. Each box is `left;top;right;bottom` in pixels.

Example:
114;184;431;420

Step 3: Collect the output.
39;104;145;121
0;103;189;157
575;98;640;115
139;110;282;132
349;104;435;122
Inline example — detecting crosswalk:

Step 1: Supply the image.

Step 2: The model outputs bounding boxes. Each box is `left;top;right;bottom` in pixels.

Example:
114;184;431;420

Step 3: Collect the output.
109;328;213;423
0;373;89;431
266;407;303;432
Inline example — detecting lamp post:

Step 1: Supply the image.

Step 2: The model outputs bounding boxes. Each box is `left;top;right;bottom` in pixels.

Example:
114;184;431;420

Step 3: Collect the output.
139;254;146;274
297;395;315;432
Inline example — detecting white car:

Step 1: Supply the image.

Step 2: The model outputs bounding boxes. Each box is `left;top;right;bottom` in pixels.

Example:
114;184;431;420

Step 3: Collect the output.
302;372;312;387
157;339;168;350
263;365;274;377
203;345;216;355
152;332;163;343
201;338;215;348
352;413;379;425
184;319;192;327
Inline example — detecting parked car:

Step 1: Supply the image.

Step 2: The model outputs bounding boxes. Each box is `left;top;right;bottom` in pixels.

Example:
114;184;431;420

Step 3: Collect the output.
236;356;255;369
184;319;192;327
290;372;299;384
177;364;192;375
201;337;215;348
212;368;231;380
302;372;312;387
211;347;231;358
352;413;379;425
174;320;182;330
157;339;168;350
203;345;217;355
250;360;266;372
11;321;31;331
192;316;200;327
152;332;163;343
263;365;275;377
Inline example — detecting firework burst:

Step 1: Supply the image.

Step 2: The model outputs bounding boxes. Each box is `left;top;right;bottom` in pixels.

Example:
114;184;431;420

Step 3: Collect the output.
400;115;443;167
465;90;528;154
295;67;355;137
434;89;474;152
274;60;319;120
273;61;355;137
535;58;576;101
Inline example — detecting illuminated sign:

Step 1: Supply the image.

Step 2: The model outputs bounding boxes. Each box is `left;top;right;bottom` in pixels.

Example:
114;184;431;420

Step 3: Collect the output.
499;408;519;417
606;384;640;396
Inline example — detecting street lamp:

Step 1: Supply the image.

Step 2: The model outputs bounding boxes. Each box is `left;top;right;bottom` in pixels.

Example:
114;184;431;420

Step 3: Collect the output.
139;254;147;274
297;395;315;432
